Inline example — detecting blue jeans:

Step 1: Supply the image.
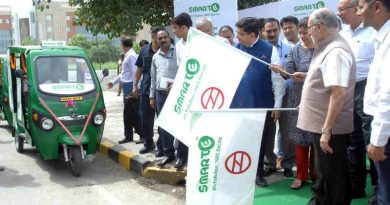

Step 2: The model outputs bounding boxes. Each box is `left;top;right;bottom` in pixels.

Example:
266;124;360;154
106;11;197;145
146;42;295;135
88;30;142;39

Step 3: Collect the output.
375;139;390;205
156;90;174;158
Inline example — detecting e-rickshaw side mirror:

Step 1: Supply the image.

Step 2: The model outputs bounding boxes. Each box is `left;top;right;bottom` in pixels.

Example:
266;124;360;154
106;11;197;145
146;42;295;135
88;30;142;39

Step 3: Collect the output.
102;68;109;77
15;69;25;78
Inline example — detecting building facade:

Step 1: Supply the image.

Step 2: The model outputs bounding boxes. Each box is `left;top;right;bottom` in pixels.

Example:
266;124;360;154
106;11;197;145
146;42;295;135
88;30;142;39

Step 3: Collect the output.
0;6;13;54
36;1;77;43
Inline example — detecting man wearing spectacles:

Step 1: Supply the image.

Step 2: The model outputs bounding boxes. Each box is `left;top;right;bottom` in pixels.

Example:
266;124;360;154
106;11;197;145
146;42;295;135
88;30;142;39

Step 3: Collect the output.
299;8;356;205
262;18;295;180
356;0;390;204
337;0;378;201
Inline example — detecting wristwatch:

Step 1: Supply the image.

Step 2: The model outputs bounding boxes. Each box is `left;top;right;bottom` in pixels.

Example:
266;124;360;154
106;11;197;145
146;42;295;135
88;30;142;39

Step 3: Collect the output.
321;128;332;135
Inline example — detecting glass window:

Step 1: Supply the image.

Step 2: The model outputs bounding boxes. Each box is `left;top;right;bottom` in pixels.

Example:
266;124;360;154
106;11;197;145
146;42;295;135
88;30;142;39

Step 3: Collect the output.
67;27;71;32
0;19;2;24
36;57;96;95
6;19;10;24
46;15;52;21
47;27;52;32
66;15;71;21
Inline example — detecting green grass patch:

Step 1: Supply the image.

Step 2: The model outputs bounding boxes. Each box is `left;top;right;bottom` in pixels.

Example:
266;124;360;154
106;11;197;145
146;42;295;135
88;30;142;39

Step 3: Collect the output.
254;177;373;205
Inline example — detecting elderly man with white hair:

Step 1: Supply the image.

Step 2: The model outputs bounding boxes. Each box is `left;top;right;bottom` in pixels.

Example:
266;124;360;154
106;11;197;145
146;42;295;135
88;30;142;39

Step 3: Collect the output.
297;8;356;205
195;17;230;44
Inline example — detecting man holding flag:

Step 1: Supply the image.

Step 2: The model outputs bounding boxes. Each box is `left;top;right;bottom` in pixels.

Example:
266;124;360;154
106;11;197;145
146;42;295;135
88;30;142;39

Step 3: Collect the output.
233;17;286;187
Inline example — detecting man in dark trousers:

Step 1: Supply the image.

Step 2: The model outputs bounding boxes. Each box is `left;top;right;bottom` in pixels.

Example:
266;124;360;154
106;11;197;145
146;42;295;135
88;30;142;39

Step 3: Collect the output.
107;37;142;144
232;17;285;187
133;27;164;155
298;8;355;205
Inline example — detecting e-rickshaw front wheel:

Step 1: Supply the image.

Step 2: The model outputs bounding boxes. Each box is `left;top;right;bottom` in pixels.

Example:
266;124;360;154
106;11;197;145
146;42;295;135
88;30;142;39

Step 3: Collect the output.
14;135;24;153
68;146;82;177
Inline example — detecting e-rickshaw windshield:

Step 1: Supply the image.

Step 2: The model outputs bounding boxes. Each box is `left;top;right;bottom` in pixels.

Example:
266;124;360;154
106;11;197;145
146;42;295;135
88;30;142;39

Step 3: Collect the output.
35;56;96;95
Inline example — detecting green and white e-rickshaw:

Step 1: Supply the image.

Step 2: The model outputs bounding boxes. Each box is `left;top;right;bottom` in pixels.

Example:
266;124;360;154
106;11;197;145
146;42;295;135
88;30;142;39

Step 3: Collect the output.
0;44;108;176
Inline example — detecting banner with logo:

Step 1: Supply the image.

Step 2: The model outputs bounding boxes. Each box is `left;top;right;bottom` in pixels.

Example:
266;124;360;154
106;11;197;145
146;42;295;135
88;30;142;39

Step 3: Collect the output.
174;0;238;36
186;110;266;205
238;0;338;20
157;28;252;145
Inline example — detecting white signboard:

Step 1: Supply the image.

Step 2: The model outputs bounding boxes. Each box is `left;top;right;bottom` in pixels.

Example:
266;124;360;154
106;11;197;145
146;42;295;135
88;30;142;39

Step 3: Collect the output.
174;0;238;36
39;83;95;95
238;0;338;20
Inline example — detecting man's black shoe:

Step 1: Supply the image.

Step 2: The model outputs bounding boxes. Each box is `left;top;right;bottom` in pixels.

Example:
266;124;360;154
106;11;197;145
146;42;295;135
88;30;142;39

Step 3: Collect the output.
157;156;175;166
155;151;164;157
174;158;186;169
351;190;366;199
139;147;153;154
263;168;276;177
255;176;268;187
134;139;144;144
118;138;132;144
283;168;294;177
368;186;378;205
368;194;377;205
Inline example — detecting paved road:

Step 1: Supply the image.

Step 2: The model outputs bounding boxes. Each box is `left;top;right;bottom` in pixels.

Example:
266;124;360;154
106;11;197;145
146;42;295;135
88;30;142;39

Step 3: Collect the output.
0;110;185;205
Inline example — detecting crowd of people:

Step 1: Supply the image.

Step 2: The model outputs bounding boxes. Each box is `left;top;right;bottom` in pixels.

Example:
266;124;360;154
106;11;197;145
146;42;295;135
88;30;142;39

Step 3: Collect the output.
107;0;390;204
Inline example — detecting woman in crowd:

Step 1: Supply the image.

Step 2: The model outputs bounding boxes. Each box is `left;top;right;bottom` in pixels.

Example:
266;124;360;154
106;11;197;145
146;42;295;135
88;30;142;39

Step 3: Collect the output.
285;17;316;189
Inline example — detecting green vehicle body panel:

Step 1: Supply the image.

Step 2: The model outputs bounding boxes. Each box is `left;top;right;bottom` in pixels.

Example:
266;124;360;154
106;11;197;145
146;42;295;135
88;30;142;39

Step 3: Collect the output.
1;56;14;127
1;46;106;160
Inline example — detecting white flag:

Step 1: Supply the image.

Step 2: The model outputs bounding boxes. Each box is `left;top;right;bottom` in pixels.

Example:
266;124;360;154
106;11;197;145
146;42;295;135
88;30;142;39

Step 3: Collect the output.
186;110;267;205
157;28;252;145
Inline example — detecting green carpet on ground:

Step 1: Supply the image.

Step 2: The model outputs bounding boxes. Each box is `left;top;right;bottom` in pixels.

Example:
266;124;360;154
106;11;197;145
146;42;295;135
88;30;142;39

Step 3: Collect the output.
254;178;373;205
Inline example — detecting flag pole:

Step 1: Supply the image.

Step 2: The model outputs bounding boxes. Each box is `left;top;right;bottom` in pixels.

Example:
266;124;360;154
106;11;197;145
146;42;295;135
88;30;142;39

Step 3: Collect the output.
190;108;298;113
250;55;292;76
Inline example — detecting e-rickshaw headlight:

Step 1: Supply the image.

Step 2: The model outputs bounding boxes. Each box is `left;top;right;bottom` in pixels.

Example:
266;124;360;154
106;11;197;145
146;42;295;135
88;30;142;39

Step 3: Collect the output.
94;113;104;125
42;118;54;130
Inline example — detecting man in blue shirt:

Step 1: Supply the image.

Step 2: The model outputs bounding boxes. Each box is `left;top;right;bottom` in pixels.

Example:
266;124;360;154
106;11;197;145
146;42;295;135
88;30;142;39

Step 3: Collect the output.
133;27;164;155
263;18;295;178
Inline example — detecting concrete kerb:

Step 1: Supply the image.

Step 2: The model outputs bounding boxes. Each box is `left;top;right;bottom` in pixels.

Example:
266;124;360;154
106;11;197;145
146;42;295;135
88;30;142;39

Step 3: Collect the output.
99;137;187;185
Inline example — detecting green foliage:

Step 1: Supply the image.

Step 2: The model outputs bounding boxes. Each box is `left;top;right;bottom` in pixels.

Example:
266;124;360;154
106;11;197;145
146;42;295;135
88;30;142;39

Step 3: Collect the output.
68;0;174;38
238;0;280;9
69;34;121;64
21;37;38;46
93;61;117;70
40;0;280;38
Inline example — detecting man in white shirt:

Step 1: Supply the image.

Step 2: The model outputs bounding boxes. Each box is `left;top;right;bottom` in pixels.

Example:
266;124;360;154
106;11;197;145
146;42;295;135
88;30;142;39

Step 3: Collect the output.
337;0;377;199
263;17;294;179
357;0;390;204
171;12;192;169
107;37;142;144
280;16;301;46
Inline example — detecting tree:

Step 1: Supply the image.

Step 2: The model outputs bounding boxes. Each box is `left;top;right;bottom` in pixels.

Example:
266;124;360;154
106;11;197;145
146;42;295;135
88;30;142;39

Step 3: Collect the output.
69;34;121;63
21;37;38;46
41;0;280;38
68;0;173;38
238;0;280;9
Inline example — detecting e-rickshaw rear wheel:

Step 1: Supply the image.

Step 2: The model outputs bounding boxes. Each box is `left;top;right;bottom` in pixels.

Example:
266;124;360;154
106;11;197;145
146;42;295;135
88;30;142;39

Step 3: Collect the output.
68;146;82;177
14;135;24;153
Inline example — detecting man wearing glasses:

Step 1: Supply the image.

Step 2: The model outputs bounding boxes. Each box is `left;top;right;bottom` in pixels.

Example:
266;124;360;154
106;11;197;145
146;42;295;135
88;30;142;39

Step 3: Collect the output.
337;0;377;201
262;17;295;180
356;0;390;204
298;8;356;205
